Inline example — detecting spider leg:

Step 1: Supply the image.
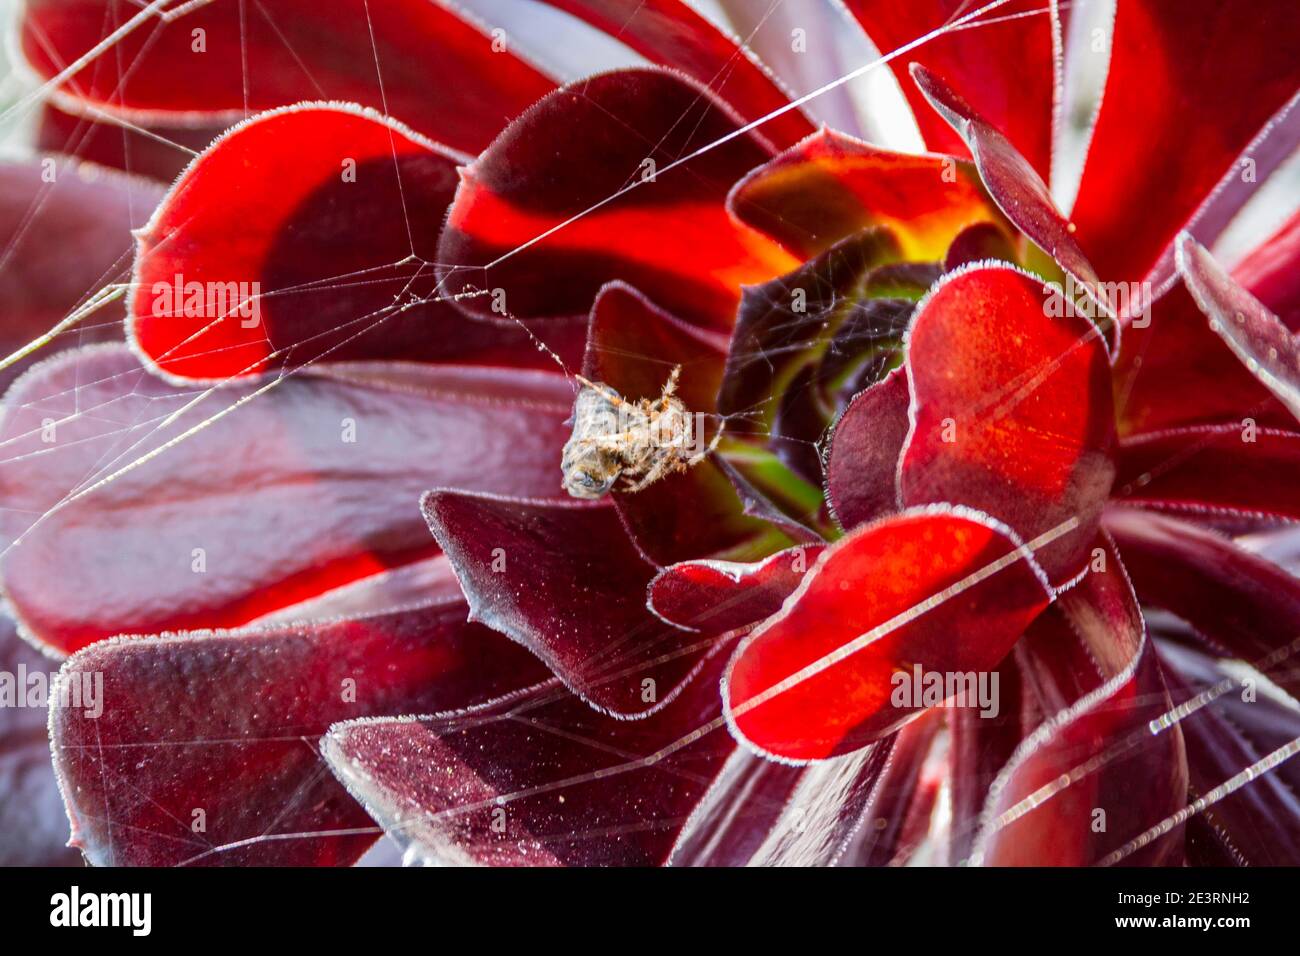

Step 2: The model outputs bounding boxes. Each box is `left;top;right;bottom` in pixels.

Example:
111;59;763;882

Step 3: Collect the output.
575;375;627;408
683;418;725;468
623;454;675;493
646;365;682;415
662;365;681;399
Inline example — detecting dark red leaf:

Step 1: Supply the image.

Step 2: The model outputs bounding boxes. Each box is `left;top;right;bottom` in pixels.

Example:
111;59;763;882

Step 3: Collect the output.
899;264;1116;584
946;655;1026;864
842;0;1061;181
825;366;911;531
1113;280;1292;435
1160;639;1300;867
37;102;215;183
1176;233;1300;423
1107;508;1300;701
438;68;794;330
1114;426;1300;522
910;65;1111;341
0;617;82;865
666;751;804;866
130;105;582;382
1070;0;1300;284
724;507;1051;762
322;651;736;866
729;127;1004;261
50;597;550;866
0;346;571;653
20;0;556;155
540;0;815;150
422;490;715;717
1234;210;1300;331
971;537;1188;866
648;544;822;634
944;221;1018;270
0;157;161;391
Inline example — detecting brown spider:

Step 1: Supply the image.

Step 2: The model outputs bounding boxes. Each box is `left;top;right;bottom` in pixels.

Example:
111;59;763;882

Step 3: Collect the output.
561;365;723;499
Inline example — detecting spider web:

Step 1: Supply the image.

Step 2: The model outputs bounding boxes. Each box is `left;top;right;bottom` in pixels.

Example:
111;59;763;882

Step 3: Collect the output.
0;0;1294;868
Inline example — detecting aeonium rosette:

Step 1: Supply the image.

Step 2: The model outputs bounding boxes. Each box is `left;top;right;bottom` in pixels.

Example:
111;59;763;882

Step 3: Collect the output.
0;0;1298;867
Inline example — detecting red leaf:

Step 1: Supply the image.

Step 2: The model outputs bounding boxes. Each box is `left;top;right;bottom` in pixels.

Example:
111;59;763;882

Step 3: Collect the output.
648;544;822;634
1070;0;1300;284
540;0;815;150
0;157;161;390
724;507;1051;762
1160;639;1300;867
1176;233;1300;423
1234;210;1300;331
50;598;550;866
1113;280;1292;435
0;618;81;865
19;0;556;155
729;127;1004;261
37;102;217;183
909;65;1111;342
825;366;911;531
130;105;582;382
322;651;735;866
947;656;1026;863
1114;426;1300;523
422;490;714;717
674;715;941;866
970;537;1188;866
0;346;571;653
438;69;794;330
1107;508;1300;701
899;264;1116;584
842;0;1062;182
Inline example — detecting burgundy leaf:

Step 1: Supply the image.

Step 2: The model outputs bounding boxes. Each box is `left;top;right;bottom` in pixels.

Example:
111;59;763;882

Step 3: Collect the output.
0;617;81;865
50;598;552;866
842;0;1062;181
971;537;1188;866
648;544;822;634
322;651;736;866
899;264;1116;584
1160;639;1300;867
1070;0;1300;284
422;490;715;717
1176;232;1300;423
438;68;794;330
825;366;911;531
1107;508;1300;701
0;346;571;654
20;0;556;155
130;105;583;382
540;0;815;149
946;655;1026;864
0;157;161;391
1114;426;1300;522
724;507;1051;762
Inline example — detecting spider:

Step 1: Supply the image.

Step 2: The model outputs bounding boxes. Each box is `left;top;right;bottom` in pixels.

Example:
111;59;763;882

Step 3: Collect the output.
561;365;723;499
